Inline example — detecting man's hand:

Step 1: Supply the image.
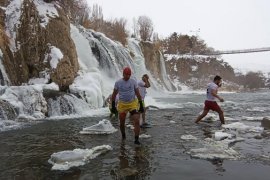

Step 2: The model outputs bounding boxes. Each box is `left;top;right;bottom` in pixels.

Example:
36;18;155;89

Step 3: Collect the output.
219;98;224;102
139;100;144;113
111;101;117;114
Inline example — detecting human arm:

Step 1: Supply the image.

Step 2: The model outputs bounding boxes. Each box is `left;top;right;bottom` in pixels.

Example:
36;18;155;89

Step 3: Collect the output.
143;75;151;88
135;88;144;113
211;89;224;102
111;89;118;113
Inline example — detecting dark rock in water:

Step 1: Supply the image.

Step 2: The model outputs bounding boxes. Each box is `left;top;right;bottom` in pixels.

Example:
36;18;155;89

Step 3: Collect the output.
261;117;270;130
0;100;18;120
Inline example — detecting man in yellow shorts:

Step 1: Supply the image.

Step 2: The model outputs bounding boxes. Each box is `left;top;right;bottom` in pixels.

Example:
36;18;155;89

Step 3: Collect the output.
111;67;144;145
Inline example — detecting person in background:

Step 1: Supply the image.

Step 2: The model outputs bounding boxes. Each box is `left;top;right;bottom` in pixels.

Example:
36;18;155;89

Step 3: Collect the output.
138;74;151;127
195;75;225;124
111;67;144;145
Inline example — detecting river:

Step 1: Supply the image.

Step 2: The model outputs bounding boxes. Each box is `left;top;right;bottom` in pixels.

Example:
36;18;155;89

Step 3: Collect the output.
0;90;270;179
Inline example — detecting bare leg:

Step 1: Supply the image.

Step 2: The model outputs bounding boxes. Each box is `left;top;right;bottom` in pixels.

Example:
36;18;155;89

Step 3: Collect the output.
217;109;225;124
131;113;140;137
195;109;209;123
119;113;127;139
142;107;146;124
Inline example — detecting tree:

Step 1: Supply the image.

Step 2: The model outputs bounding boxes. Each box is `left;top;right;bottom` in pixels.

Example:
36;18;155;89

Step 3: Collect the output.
137;16;154;41
244;71;266;89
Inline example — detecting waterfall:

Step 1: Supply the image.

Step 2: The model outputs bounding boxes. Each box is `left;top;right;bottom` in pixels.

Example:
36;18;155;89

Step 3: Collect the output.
159;51;176;91
47;94;91;117
0;50;10;86
127;38;160;90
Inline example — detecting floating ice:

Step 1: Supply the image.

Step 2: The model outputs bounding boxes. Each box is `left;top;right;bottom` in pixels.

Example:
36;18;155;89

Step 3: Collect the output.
169;120;176;124
188;138;240;160
80;119;117;134
222;122;264;133
126;124;134;130
48;145;112;170
181;135;197;140
139;134;151;139
241;116;263;121
214;131;234;141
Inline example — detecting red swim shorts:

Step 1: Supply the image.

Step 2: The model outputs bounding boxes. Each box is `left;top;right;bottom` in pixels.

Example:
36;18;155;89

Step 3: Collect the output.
204;100;222;112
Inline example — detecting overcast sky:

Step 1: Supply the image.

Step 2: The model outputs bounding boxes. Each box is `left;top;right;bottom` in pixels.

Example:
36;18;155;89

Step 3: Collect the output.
86;0;270;73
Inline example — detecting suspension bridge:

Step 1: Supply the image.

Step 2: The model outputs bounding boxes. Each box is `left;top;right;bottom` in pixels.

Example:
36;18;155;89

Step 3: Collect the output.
203;47;270;55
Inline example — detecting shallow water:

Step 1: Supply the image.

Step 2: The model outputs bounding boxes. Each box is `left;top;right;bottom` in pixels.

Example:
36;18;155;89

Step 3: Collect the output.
0;90;270;179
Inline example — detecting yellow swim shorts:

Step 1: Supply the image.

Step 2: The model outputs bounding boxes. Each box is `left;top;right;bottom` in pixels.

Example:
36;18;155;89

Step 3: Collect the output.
117;99;139;113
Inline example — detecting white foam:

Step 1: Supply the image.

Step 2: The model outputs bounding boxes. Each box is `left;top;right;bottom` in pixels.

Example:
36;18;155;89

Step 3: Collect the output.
181;135;197;140
0;120;22;132
48;145;112;170
80;119;117;135
222;122;264;133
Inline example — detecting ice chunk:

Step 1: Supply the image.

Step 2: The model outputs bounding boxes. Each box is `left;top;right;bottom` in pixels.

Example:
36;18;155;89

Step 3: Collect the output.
48;145;112;170
222;122;263;133
139;134;151;139
214;131;234;141
188;138;239;160
169;120;176;124
80;119;117;134
181;135;197;140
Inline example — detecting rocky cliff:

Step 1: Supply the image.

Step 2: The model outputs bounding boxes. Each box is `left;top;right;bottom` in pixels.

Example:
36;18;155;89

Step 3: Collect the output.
164;54;240;91
0;0;78;90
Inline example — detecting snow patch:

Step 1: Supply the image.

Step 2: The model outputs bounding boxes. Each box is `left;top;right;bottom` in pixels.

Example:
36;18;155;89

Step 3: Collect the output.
33;0;59;28
44;46;63;69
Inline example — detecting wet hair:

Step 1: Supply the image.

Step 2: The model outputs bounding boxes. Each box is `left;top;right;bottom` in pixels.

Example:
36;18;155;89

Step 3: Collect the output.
214;75;222;81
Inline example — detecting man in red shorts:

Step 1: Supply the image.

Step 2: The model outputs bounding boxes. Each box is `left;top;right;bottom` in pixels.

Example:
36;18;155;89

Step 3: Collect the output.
195;75;225;124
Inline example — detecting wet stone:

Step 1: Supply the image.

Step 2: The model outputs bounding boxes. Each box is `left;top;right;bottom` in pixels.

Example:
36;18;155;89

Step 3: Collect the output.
261;117;270;130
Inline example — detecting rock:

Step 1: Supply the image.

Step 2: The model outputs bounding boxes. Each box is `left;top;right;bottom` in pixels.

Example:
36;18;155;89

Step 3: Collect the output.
0;100;18;120
261;117;270;130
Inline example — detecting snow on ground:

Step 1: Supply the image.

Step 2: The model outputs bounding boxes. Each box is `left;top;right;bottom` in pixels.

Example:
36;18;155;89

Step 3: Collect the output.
33;0;59;28
44;46;63;69
5;0;23;52
164;54;221;62
80;119;117;135
48;145;112;170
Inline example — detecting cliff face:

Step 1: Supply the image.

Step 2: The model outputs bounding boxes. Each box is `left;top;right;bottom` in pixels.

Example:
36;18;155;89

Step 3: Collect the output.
164;54;239;90
0;0;78;90
139;41;161;81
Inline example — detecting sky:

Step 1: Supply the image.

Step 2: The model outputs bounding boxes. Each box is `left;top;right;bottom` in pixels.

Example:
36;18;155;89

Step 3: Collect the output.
86;0;270;74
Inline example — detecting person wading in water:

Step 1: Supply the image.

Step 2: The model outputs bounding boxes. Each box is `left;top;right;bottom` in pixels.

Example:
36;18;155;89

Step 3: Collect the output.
111;67;144;145
195;75;225;124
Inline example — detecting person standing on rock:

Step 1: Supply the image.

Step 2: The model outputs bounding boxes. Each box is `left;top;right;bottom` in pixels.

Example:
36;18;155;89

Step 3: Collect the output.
195;75;225;124
111;67;144;145
137;74;151;127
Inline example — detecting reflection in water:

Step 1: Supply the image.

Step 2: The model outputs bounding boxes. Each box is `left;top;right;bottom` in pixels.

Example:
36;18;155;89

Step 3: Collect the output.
111;143;152;179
